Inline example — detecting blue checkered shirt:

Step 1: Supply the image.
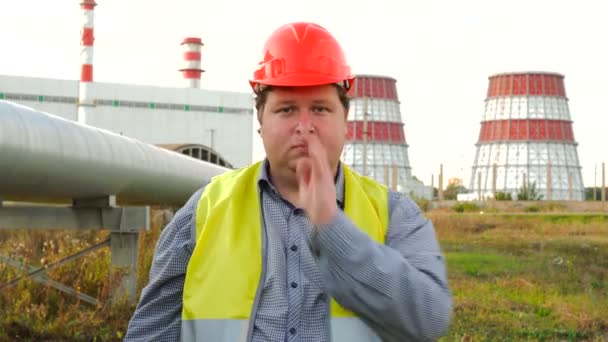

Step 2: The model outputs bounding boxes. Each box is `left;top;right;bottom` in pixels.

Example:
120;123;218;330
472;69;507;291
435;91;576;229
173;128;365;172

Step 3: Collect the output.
125;160;452;341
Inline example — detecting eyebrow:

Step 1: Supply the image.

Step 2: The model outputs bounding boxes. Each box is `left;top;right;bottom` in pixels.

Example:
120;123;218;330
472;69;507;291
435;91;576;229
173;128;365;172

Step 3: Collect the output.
311;99;332;105
272;100;297;106
269;98;334;107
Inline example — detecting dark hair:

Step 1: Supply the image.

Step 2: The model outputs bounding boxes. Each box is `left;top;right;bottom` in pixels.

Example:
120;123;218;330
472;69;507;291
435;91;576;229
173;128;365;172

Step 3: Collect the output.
254;84;351;115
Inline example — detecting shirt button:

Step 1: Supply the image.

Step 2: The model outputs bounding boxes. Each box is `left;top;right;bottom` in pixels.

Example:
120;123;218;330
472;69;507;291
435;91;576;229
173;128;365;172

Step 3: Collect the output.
291;281;298;288
290;245;298;252
289;327;297;335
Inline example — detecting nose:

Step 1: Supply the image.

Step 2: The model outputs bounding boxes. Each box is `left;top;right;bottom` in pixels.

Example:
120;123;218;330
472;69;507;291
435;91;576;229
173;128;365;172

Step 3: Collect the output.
295;111;315;134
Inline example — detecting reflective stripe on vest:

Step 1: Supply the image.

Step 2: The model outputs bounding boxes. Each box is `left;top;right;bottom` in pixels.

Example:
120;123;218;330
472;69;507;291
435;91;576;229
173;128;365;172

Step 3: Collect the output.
181;318;382;342
181;161;388;341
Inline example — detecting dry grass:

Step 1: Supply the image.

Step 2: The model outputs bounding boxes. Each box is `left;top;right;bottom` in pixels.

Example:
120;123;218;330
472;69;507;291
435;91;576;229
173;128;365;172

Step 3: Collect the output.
431;211;608;341
0;208;606;340
0;209;166;341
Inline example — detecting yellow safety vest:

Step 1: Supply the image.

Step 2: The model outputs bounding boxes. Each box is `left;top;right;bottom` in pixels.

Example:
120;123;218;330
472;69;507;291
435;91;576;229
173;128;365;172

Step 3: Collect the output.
181;161;388;341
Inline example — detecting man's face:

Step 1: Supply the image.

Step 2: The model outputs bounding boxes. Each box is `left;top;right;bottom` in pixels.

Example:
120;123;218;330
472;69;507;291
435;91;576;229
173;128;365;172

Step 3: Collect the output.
258;84;348;176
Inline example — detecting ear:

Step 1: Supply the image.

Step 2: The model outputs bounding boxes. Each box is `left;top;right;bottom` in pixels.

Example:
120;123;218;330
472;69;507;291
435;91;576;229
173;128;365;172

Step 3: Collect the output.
256;110;263;136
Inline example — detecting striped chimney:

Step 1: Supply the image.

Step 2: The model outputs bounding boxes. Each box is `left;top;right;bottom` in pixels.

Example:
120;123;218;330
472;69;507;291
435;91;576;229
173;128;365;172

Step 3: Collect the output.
469;72;584;200
179;37;205;88
77;0;96;125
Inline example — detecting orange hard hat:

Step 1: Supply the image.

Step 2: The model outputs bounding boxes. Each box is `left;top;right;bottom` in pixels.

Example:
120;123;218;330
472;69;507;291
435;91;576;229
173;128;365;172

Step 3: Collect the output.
250;22;354;93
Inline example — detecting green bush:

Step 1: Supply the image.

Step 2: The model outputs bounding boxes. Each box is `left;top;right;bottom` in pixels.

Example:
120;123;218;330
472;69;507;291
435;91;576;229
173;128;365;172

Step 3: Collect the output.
525;205;540;212
517;181;543;200
414;198;430;212
452;202;481;213
408;192;431;212
495;191;513;201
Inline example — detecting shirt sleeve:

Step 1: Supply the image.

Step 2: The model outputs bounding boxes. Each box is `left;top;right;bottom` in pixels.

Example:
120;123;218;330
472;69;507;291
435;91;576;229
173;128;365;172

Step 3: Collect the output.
310;191;452;342
124;188;203;342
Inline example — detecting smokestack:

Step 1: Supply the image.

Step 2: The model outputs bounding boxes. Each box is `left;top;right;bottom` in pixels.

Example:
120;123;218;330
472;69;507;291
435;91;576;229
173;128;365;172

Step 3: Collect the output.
180;37;205;88
78;0;96;125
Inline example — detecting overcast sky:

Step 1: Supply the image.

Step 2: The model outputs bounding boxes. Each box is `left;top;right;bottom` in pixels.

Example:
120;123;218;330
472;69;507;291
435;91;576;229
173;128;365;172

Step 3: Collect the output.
1;0;606;187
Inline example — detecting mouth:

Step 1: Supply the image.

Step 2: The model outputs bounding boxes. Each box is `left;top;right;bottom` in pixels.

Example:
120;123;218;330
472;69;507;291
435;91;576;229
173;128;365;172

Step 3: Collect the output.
290;144;309;154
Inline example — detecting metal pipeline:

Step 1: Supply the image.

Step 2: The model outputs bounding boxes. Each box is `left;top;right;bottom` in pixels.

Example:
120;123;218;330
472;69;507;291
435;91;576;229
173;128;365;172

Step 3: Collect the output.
0;100;229;206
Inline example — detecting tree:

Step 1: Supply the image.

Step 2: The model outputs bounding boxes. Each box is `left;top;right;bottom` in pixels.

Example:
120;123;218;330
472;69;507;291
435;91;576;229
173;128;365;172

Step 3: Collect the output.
443;183;468;200
517;181;543;200
585;187;605;201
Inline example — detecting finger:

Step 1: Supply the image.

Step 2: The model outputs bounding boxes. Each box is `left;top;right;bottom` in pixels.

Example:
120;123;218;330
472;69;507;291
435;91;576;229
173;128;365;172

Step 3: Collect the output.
296;157;312;190
305;134;330;182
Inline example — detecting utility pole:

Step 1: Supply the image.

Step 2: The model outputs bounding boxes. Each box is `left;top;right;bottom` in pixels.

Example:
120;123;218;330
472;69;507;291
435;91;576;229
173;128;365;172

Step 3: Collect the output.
384;165;389;187
602;162;606;204
438;164;444;201
392;164;398;192
477;172;482;200
492;163;497;200
523;173;527;200
568;174;573;201
207;128;216;150
431;174;435;200
546;163;552;201
594;163;597;201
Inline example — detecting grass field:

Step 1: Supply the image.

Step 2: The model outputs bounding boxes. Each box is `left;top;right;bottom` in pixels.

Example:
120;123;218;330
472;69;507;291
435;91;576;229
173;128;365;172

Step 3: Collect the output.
432;212;608;341
0;208;606;341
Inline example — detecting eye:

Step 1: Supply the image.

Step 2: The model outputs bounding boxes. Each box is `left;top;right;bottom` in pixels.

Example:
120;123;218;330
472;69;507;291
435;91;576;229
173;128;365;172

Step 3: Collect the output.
274;106;295;115
312;106;330;114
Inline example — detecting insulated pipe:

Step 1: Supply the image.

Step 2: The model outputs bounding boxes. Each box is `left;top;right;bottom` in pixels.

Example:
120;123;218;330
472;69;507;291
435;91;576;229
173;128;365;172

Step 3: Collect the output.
0;100;229;206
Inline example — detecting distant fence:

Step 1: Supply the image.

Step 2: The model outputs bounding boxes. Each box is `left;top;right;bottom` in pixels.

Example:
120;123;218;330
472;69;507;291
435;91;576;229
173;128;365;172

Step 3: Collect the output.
429;200;607;212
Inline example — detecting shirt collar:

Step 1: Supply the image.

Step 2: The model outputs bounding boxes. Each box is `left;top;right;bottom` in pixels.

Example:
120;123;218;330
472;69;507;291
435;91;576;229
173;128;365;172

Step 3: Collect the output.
257;158;345;208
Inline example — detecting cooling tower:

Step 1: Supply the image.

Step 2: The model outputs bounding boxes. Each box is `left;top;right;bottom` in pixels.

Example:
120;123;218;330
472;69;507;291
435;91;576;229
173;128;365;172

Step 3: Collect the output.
469;72;584;200
342;75;427;197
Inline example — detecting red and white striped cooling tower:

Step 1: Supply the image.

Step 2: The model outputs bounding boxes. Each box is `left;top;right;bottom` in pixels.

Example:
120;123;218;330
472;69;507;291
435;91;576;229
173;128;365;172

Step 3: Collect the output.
469;72;584;200
341;75;416;193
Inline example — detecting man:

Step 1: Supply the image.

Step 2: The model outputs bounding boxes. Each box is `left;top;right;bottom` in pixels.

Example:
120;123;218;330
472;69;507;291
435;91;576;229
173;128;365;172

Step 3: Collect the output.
125;22;452;342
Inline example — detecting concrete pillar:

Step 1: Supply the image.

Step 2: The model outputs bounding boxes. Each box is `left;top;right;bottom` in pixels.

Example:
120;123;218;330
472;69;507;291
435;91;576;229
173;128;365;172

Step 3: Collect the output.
110;232;140;304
